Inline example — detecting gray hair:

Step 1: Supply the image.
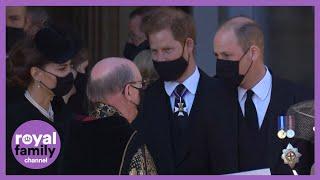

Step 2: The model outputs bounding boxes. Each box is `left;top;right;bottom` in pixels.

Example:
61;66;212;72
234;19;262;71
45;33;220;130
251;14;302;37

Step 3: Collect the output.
133;50;159;81
86;64;135;103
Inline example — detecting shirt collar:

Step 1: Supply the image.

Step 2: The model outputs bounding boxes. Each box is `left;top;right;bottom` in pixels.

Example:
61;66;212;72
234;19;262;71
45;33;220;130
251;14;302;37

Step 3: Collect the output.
164;67;200;96
238;67;272;101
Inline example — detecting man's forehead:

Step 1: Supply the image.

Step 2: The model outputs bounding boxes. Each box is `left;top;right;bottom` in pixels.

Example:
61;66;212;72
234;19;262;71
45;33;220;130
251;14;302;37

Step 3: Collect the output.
215;29;237;45
149;29;178;48
7;7;26;15
214;30;242;52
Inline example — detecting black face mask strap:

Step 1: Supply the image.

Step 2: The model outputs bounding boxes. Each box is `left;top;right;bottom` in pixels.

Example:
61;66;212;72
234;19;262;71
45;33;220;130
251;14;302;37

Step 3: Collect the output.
240;46;254;77
122;84;141;108
38;67;58;78
239;47;251;62
181;39;190;63
34;67;54;91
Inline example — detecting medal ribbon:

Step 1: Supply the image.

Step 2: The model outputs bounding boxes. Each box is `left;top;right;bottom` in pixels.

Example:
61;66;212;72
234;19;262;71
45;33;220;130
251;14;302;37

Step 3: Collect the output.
173;87;188;100
287;115;295;130
278;116;286;130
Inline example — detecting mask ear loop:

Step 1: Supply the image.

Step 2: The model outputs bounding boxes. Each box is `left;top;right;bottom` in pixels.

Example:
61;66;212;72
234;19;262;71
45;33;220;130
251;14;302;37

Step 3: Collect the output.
240;46;254;77
122;83;140;108
35;67;56;94
182;39;191;63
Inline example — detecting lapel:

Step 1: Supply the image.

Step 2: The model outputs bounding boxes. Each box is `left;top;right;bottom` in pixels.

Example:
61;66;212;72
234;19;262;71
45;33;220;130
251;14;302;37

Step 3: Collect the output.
235;72;288;169
147;80;176;170
222;83;240;170
174;70;207;166
225;86;240;172
266;76;292;168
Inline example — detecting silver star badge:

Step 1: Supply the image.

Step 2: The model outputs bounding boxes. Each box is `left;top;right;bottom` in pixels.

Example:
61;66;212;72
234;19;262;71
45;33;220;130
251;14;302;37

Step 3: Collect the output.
174;102;187;116
281;143;302;169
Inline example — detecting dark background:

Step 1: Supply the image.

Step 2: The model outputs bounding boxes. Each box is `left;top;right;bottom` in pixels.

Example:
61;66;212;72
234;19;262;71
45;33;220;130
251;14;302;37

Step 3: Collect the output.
45;6;314;95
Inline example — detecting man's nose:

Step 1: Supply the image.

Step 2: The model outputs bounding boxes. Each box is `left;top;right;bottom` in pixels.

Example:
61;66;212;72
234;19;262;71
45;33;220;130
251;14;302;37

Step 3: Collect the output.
154;52;166;62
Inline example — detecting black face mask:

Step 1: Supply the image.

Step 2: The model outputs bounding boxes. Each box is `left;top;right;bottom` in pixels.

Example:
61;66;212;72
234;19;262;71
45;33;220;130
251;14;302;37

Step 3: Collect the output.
215;48;252;87
123;40;149;60
122;85;145;115
6;27;25;53
135;88;144;113
152;42;189;81
41;70;75;97
131;86;145;113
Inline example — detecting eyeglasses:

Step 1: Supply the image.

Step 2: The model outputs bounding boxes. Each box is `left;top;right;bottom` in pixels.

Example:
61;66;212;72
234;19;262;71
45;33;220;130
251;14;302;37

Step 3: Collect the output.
126;79;153;90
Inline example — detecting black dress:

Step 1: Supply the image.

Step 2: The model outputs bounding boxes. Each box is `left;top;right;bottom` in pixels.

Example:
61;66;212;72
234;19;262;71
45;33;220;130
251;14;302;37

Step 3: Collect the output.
61;103;157;175
6;94;72;175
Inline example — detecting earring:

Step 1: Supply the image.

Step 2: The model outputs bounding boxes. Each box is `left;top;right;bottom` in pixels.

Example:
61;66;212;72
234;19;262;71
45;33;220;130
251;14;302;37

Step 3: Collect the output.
37;81;41;88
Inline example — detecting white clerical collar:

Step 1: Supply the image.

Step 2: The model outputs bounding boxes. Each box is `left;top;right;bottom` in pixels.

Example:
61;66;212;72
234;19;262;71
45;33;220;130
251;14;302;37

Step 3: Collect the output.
238;66;272;101
164;67;200;96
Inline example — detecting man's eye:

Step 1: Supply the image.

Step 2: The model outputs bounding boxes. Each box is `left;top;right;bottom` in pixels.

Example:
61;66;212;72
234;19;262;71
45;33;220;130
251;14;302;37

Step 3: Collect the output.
9;16;20;21
222;53;231;58
164;49;172;54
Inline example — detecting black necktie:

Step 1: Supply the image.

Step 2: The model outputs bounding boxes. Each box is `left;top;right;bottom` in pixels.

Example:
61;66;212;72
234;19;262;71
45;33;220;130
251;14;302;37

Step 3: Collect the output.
172;84;188;158
245;90;259;131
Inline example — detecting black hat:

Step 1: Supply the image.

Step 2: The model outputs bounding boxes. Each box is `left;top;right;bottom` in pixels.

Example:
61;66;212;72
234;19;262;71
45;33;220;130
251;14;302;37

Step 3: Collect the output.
34;27;77;64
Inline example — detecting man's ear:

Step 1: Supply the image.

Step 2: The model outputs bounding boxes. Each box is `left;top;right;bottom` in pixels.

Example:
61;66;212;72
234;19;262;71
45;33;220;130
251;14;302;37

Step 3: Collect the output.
123;84;133;99
30;67;42;81
186;37;194;53
250;45;261;61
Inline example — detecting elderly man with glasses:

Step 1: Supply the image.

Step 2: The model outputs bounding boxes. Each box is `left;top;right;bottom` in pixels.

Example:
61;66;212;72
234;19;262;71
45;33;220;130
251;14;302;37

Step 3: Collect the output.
61;57;157;175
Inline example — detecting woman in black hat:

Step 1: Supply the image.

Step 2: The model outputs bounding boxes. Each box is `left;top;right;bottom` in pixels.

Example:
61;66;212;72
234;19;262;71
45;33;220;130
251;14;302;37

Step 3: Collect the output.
6;27;77;174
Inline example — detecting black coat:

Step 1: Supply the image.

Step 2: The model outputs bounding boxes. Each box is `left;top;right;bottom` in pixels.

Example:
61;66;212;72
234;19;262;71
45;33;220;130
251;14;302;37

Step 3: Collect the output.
134;69;239;174
224;75;314;175
61;114;157;175
6;95;71;175
263;76;313;174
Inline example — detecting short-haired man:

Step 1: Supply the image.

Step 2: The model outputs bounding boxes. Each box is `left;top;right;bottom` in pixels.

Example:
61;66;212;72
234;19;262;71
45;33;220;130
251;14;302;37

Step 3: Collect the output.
134;7;238;174
123;7;155;60
213;16;314;174
62;58;157;175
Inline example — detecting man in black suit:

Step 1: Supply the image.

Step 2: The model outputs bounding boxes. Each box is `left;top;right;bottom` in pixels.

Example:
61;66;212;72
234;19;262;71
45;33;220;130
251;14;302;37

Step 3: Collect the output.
134;7;238;175
213;16;314;174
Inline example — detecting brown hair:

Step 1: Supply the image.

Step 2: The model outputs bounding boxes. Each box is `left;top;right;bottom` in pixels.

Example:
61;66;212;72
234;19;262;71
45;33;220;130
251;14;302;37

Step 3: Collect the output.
219;16;264;53
71;48;89;69
142;7;196;45
129;7;157;19
235;22;264;53
7;40;50;89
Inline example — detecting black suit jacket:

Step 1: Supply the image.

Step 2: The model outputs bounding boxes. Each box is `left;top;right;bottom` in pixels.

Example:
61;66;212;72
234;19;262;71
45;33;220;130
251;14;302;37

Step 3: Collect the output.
227;74;314;174
134;69;238;174
264;76;313;174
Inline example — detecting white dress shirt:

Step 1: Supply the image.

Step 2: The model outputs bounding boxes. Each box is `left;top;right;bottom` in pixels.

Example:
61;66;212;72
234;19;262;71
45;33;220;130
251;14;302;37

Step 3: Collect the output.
164;67;200;115
238;67;272;128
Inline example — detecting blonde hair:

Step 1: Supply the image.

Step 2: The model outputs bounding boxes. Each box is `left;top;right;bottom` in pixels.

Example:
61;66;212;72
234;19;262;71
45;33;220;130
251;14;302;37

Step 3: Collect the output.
133;50;158;81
